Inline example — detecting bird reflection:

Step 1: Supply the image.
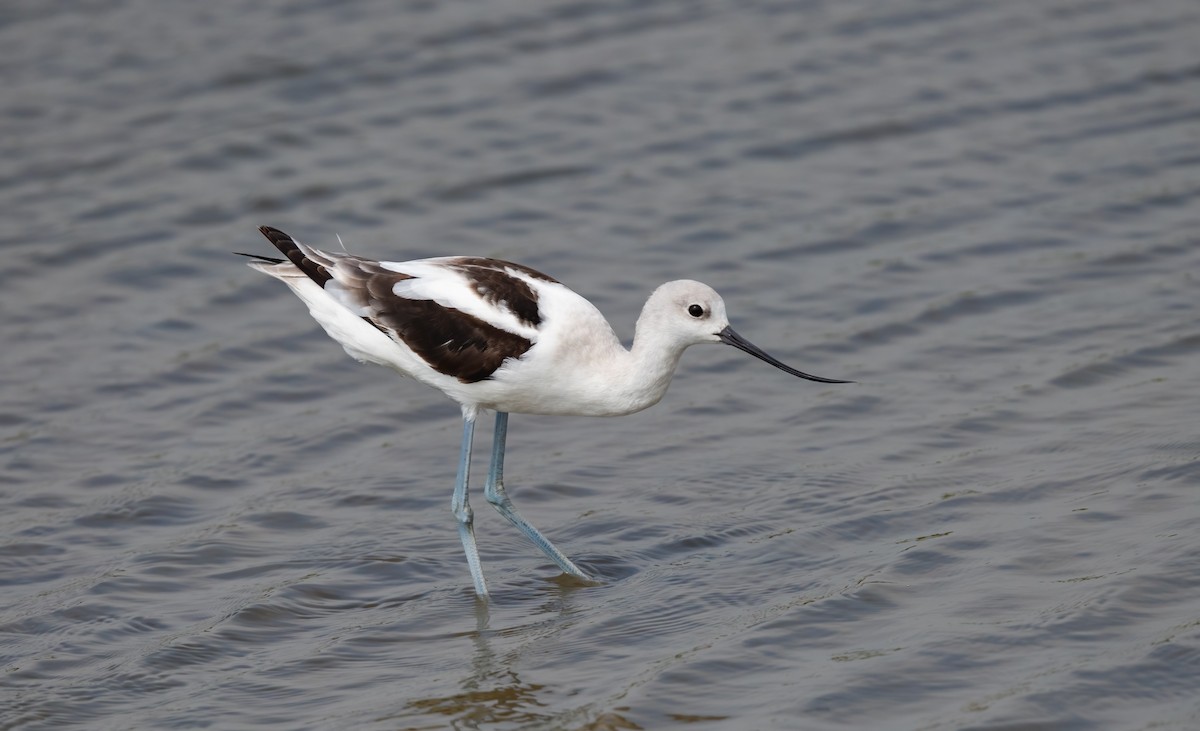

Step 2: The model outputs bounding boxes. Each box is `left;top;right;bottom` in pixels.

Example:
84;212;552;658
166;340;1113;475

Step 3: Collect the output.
398;592;640;728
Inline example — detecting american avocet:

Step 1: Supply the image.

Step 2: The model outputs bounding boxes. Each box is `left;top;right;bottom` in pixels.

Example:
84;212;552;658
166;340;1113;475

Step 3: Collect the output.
242;226;849;596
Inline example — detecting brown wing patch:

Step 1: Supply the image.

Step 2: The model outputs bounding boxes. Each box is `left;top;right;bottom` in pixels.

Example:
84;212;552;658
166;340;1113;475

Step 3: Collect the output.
333;260;534;383
375;300;533;383
447;257;557;328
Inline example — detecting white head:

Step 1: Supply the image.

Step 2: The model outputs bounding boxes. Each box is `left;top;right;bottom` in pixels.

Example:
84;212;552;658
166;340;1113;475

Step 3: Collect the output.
639;280;730;346
640;280;852;384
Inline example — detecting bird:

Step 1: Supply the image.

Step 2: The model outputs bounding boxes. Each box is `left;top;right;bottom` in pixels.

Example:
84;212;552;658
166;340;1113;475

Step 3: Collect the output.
241;225;850;597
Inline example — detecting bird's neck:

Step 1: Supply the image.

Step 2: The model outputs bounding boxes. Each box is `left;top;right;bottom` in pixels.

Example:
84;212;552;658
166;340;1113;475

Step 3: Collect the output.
617;316;688;413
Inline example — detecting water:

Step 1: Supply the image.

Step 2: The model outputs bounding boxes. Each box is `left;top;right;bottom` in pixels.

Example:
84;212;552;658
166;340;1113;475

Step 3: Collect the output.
2;0;1199;728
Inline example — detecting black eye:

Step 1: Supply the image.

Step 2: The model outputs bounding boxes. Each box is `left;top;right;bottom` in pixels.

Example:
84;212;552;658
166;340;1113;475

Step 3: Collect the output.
688;304;704;318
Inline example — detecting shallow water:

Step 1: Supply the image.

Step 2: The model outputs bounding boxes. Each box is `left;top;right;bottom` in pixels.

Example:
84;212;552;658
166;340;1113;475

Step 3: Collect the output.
3;1;1199;729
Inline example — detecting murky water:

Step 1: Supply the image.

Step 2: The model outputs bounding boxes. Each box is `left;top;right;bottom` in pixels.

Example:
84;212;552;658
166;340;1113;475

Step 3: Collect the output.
3;1;1199;729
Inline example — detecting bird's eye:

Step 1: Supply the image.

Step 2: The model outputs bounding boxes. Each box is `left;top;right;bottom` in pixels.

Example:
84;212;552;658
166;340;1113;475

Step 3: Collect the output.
688;304;704;318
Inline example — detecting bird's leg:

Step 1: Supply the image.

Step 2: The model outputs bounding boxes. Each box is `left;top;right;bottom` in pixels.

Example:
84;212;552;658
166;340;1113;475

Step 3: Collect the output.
451;416;488;597
483;412;593;582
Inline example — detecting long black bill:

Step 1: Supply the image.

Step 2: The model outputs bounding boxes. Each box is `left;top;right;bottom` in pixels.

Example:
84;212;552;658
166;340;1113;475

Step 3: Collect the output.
718;326;852;384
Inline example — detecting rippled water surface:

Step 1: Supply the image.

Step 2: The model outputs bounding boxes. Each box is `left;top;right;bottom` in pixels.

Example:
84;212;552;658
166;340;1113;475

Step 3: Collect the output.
3;1;1199;729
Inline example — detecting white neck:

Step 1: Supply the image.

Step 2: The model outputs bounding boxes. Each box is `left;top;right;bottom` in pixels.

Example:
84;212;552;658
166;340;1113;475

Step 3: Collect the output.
601;309;690;415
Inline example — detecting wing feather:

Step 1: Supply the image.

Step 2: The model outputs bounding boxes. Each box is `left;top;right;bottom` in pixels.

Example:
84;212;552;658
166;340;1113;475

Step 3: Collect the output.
255;227;538;383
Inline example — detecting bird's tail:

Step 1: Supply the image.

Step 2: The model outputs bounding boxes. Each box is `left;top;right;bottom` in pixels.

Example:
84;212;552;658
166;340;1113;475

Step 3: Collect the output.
238;226;333;285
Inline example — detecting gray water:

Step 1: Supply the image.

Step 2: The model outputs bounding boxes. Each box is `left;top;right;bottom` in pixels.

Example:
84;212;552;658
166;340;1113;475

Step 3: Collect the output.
3;1;1199;729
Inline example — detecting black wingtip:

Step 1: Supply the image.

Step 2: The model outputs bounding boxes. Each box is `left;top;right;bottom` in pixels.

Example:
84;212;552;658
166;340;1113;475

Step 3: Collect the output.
254;225;333;287
234;251;284;264
258;225;294;249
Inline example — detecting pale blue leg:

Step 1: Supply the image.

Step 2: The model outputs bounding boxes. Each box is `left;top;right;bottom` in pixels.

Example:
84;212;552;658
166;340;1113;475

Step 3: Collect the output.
484;412;593;582
451;416;488;597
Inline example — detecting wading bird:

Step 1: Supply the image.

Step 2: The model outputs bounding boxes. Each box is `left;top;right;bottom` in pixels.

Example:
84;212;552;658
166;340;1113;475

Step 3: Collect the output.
242;226;849;596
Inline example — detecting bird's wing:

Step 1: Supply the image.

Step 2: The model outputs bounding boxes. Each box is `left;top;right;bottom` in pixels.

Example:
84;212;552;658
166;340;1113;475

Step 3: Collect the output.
257;226;544;383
